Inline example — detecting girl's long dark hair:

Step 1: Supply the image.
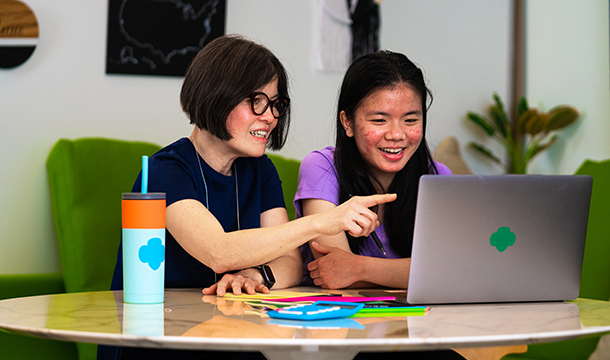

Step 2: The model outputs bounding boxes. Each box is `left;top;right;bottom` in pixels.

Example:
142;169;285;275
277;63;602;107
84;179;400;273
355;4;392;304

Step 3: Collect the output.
335;51;437;257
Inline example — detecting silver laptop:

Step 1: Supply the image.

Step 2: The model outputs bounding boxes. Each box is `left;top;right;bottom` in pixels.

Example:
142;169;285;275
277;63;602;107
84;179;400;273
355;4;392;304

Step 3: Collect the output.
407;175;592;305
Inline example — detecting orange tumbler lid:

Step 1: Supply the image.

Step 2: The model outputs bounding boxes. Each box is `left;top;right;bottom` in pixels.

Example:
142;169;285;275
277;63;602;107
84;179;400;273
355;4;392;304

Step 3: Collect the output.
122;193;166;229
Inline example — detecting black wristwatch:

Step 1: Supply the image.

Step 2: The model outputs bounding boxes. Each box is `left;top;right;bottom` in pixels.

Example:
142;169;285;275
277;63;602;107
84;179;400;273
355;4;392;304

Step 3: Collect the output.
257;264;276;289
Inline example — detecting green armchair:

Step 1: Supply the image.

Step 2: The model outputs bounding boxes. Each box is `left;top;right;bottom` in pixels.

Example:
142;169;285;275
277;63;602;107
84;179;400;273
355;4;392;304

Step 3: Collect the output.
46;137;162;360
47;137;162;294
266;152;301;220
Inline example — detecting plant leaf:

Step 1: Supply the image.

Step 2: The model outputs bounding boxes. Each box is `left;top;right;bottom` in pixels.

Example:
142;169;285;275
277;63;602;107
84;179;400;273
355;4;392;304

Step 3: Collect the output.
491;93;509;138
467;112;495;136
546;106;579;131
516;96;529;118
525;113;548;136
525;135;558;163
468;142;503;164
516;109;539;135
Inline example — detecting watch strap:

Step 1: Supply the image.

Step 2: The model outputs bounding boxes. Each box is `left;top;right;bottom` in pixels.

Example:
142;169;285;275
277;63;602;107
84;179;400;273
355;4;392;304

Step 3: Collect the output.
257;264;275;289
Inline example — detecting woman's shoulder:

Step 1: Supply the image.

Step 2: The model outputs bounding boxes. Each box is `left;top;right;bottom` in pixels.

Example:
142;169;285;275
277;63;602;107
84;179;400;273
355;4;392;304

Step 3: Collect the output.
153;138;191;158
148;138;196;171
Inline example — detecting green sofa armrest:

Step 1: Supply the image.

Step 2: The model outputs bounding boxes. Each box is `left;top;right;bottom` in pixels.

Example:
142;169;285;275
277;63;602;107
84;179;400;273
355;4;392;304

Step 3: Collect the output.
0;273;65;300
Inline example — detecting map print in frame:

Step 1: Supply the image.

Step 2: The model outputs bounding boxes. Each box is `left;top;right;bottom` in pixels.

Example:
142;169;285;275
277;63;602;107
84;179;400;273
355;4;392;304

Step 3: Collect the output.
106;0;226;77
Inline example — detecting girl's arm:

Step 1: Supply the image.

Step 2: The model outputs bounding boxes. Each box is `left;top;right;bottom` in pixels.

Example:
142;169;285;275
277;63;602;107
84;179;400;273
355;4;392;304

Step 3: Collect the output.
307;241;410;289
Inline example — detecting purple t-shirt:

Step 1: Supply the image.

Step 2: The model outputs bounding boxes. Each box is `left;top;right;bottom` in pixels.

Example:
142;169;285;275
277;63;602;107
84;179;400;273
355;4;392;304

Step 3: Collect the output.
294;146;452;286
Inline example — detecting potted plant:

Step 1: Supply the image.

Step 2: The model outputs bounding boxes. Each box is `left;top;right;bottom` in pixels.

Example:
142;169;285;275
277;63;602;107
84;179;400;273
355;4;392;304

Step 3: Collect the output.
466;93;579;174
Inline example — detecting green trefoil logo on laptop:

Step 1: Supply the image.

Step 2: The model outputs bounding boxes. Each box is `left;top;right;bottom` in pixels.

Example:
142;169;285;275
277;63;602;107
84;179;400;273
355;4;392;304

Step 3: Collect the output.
490;226;516;252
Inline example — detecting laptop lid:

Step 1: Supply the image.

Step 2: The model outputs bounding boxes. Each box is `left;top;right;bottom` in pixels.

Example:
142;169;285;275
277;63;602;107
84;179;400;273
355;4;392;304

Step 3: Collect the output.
407;175;592;305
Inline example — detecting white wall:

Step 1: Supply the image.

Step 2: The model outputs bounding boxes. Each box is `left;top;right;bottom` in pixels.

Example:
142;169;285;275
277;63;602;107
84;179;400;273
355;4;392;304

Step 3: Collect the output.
0;0;512;274
526;0;610;174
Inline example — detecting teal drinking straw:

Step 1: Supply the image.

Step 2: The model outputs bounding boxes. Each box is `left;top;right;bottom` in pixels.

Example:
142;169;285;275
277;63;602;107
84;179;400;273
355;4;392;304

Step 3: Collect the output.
142;156;148;194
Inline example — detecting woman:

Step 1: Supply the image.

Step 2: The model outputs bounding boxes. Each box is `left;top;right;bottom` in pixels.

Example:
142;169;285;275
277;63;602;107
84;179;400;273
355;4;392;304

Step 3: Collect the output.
108;35;394;296
296;50;452;289
99;35;394;360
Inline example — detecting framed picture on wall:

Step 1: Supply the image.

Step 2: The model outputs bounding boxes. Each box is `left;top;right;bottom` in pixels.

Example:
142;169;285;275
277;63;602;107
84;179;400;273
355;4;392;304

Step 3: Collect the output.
0;0;39;69
105;0;226;77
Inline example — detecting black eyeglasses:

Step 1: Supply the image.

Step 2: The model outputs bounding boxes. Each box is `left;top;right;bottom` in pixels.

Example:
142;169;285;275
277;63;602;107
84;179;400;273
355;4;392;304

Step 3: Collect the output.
248;92;290;119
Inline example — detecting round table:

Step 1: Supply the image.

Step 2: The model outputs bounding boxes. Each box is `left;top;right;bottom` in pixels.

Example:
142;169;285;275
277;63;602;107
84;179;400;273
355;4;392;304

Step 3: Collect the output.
1;288;609;360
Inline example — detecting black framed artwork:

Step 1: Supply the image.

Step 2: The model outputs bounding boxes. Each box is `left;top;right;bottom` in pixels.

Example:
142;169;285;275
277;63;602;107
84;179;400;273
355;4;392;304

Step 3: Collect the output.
106;0;226;77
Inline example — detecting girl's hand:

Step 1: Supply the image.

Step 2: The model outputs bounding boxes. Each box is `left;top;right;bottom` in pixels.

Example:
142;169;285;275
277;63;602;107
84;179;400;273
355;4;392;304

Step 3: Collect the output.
307;242;361;289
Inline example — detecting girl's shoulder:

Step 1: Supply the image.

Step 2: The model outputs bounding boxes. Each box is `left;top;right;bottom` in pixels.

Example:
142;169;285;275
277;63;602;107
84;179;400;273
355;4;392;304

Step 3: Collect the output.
302;146;336;170
304;146;335;162
432;161;453;175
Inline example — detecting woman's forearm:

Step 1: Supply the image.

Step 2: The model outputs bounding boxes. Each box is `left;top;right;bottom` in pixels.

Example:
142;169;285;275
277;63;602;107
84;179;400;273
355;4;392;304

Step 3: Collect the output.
168;201;320;273
265;249;303;289
168;194;395;274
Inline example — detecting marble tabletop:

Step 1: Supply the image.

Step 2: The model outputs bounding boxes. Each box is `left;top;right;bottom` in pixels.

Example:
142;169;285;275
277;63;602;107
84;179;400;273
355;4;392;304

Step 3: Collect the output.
1;288;610;360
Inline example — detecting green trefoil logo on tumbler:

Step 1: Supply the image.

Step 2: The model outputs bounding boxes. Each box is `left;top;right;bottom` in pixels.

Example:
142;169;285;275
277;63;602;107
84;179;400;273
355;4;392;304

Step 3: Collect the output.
490;226;516;253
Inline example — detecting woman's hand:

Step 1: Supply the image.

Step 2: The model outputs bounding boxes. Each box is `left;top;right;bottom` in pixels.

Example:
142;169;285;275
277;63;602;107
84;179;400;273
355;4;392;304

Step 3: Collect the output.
202;268;269;296
317;194;396;238
307;242;362;289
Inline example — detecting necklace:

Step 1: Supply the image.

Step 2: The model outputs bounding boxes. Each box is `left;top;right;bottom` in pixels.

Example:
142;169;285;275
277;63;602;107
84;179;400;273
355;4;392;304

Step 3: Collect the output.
192;139;240;285
193;145;240;231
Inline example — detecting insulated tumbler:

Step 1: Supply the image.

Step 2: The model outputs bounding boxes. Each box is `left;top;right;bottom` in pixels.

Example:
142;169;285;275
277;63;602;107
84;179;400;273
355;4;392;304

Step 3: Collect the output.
122;192;166;304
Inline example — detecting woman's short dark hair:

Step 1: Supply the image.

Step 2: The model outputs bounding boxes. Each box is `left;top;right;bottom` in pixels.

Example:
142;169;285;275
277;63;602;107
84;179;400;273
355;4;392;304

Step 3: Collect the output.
334;50;437;257
180;34;290;150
